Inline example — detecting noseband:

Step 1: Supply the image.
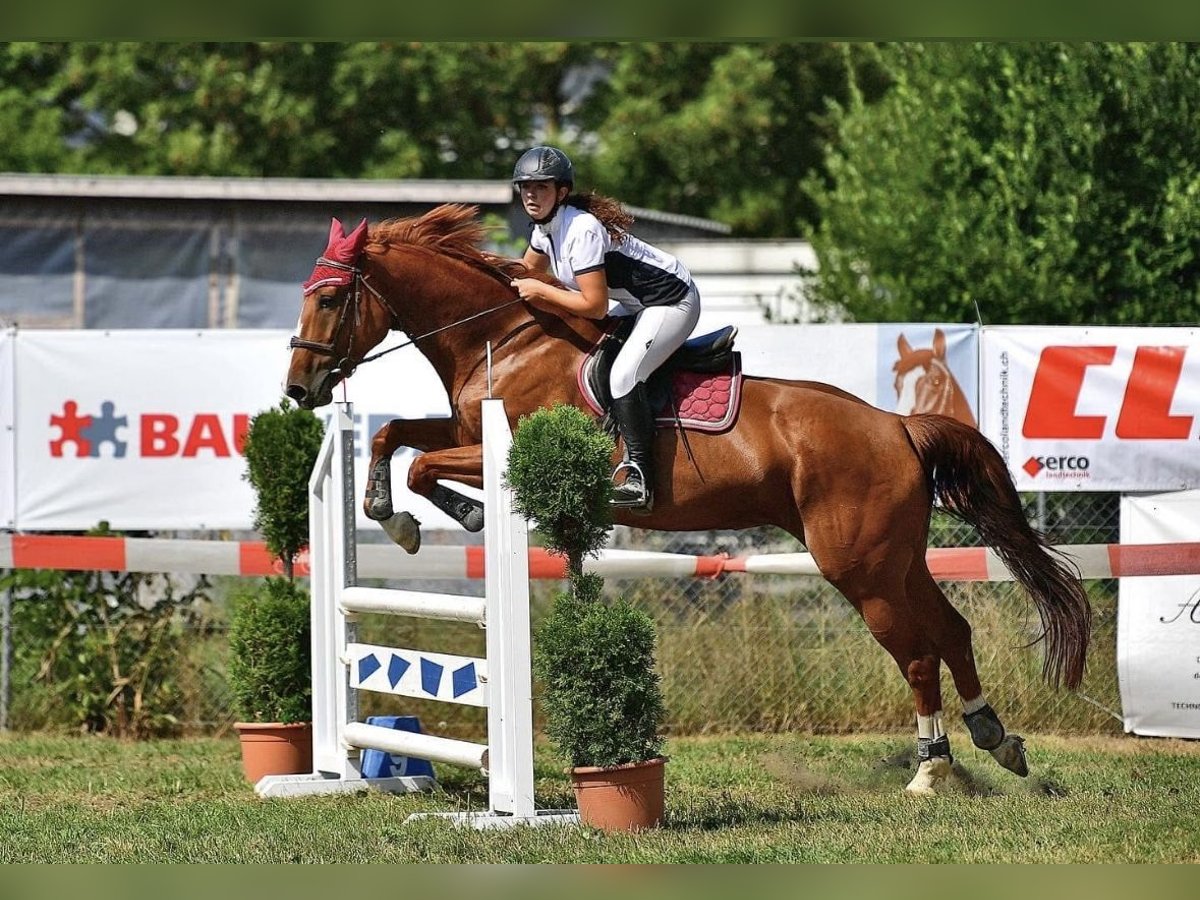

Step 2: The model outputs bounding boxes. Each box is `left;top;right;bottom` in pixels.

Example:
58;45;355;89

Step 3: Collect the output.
289;254;524;375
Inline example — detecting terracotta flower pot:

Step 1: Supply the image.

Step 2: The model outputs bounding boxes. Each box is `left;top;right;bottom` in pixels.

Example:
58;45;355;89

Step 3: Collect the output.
569;756;667;832
234;721;313;785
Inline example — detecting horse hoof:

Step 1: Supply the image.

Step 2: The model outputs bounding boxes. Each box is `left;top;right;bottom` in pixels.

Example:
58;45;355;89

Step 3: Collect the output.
381;511;421;554
905;756;952;796
461;507;484;533
989;734;1028;777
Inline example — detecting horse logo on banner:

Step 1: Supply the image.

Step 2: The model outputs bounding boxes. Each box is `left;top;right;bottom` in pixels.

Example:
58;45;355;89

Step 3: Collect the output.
892;329;977;429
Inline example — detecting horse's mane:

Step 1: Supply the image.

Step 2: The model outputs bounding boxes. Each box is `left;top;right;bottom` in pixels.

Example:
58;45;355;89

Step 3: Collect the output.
369;203;551;286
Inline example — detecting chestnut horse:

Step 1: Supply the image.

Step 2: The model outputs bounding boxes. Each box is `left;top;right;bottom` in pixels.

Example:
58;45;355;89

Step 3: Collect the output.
285;205;1091;795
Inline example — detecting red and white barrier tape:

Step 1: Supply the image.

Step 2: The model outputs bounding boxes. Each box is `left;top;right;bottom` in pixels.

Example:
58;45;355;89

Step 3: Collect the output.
4;533;1200;581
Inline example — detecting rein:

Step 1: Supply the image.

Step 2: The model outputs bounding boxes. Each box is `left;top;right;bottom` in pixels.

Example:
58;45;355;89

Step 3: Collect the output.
289;255;524;375
360;296;524;365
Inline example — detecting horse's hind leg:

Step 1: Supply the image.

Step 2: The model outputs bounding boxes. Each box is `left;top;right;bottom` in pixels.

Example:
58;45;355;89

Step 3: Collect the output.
821;565;953;796
906;566;1028;777
865;597;953;796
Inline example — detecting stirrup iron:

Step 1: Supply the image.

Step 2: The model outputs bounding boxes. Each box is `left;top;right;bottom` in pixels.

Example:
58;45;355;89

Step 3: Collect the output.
610;460;652;510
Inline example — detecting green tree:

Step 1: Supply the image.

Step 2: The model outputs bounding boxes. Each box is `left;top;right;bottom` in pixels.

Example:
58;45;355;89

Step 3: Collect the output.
0;42;600;180
0;524;212;738
585;42;891;235
0;43;81;172
806;42;1200;325
0;41;883;239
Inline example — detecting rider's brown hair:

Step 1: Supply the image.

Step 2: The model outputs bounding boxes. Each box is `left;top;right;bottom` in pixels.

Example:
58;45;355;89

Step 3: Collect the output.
567;191;634;244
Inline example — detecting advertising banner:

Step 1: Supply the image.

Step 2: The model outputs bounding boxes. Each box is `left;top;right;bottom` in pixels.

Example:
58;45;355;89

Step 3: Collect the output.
1119;491;1200;738
738;322;978;425
980;326;1200;491
1;322;976;533
9;329;455;531
1;328;14;528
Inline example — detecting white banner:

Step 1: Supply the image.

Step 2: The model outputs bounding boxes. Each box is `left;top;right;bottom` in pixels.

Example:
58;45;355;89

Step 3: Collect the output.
738;322;978;423
1;323;975;532
1;328;15;528
9;329;455;531
1119;491;1200;738
980;326;1200;491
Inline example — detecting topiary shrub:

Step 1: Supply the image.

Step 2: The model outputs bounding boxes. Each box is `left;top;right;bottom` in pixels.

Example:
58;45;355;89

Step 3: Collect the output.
242;400;324;580
227;577;311;724
508;404;666;769
230;399;323;725
506;403;614;579
533;572;665;768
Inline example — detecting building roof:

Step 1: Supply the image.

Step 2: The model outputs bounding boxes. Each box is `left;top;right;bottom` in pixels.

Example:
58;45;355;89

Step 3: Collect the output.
0;172;513;204
0;172;732;234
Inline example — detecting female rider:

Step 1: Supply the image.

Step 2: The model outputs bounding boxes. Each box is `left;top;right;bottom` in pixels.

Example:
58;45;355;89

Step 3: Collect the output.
506;145;702;513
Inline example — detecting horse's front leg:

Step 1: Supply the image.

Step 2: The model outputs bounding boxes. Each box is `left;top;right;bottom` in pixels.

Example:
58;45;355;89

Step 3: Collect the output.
367;418;484;554
383;444;484;554
364;418;459;521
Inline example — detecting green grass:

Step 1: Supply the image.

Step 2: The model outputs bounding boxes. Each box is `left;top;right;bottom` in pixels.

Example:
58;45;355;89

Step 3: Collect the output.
1;731;1198;863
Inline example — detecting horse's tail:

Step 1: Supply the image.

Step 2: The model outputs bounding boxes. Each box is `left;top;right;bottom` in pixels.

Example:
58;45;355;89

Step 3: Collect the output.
902;413;1092;690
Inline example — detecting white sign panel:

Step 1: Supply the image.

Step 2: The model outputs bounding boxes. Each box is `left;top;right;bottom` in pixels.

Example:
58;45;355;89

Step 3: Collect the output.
1119;491;1200;738
1;328;15;528
737;322;977;420
9;329;456;531
981;326;1200;491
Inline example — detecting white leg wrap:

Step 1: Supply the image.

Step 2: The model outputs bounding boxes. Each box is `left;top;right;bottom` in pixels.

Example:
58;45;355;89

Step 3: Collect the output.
907;712;952;795
917;712;946;740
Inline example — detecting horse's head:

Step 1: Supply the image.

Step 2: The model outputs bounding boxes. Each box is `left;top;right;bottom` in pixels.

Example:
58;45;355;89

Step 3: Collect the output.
286;217;394;409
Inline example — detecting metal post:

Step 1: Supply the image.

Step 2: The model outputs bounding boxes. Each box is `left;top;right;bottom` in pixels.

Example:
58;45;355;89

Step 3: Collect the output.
338;403;359;730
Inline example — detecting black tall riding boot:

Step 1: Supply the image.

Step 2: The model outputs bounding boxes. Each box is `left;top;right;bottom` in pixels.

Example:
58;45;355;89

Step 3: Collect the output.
610;382;656;512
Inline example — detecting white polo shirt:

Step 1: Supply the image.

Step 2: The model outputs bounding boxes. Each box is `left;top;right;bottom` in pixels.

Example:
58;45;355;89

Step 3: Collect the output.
529;205;695;312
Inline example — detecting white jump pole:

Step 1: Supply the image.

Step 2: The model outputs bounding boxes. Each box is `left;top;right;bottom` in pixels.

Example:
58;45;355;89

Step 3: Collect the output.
256;399;576;829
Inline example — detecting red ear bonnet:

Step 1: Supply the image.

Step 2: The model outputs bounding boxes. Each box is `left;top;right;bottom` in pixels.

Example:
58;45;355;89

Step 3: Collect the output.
303;217;369;294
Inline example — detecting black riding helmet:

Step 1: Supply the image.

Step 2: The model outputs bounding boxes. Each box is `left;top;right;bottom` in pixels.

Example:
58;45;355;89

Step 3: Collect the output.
512;146;574;188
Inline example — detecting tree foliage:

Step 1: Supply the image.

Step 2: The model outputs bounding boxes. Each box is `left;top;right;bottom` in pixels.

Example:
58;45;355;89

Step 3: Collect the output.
242;399;324;578
506;404;614;578
0;524;213;738
9;41;1200;323
0;42;596;180
585;42;890;235
806;42;1200;325
0;41;882;238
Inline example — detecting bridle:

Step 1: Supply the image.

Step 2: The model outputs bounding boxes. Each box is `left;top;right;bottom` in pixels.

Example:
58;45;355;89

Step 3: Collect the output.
288;257;396;379
289;254;523;378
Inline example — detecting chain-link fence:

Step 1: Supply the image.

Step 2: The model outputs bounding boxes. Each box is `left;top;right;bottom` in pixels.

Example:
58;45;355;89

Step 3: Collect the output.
605;491;1123;737
2;492;1125;739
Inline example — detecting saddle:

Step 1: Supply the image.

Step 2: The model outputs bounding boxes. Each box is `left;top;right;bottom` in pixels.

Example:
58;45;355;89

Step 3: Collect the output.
578;317;744;434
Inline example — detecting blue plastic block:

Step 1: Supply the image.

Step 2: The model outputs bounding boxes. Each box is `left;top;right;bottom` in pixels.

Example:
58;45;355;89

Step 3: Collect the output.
359;715;436;779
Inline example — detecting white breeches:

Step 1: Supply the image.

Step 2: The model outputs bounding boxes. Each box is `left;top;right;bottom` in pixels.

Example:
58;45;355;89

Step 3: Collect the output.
609;287;701;400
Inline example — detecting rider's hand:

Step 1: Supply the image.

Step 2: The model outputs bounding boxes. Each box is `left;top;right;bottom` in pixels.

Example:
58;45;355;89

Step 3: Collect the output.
510;278;543;302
